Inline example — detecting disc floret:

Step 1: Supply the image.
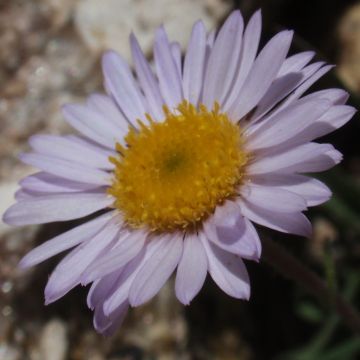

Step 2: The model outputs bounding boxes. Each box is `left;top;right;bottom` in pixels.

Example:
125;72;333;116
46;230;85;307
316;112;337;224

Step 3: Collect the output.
108;101;248;231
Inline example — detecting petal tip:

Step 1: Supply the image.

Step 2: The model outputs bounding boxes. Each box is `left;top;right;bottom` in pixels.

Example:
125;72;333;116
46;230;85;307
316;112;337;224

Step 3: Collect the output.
2;206;17;226
18;256;32;270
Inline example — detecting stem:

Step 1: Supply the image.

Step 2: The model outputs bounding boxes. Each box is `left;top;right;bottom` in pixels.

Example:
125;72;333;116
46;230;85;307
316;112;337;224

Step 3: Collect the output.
262;237;360;334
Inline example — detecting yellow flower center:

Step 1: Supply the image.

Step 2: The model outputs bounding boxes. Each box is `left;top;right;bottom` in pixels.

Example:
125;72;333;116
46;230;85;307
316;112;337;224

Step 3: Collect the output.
108;101;248;231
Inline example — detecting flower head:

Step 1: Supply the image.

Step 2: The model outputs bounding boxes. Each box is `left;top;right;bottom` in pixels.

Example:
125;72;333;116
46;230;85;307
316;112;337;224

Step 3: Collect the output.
3;10;355;335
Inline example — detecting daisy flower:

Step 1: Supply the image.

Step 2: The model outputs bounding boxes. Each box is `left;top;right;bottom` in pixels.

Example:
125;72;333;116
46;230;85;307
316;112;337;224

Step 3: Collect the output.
3;10;355;335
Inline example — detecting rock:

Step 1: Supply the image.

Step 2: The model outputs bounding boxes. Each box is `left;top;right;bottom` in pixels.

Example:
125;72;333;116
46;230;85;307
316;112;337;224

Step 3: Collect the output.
337;3;360;93
309;217;338;261
75;0;232;61
39;319;68;360
39;0;76;30
0;345;21;360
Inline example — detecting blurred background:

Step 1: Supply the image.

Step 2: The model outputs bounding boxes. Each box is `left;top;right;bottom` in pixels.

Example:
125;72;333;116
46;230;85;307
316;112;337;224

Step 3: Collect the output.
0;0;359;359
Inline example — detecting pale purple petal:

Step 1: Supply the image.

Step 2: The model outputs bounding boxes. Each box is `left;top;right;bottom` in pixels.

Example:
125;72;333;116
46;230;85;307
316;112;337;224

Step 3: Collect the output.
175;233;208;305
104;236;181;315
246;99;331;150
223;10;262;110
14;189;36;201
102;50;147;123
262;105;356;150
300;88;349;105
20;172;100;193
86;93;131;131
29;134;114;170
238;200;312;237
129;232;183;306
87;270;122;310
203;202;261;260
130;33;164;120
240;183;307;212
277;51;315;77
171;41;182;78
212;200;241;228
183;20;206;106
250;72;304;123
45;217;120;304
89;271;128;335
154;26;183;109
66;135;117;156
202;10;244;107
200;234;250;299
19;153;111;186
103;249;147;316
248;142;342;175
19;212;115;269
296;105;356;142
93;303;113;334
82;229;147;284
62;103;125;148
242;218;262;259
206;29;216;48
249;173;331;206
246;61;326;131
227;30;293;121
202;29;215;77
96;301;129;336
270;64;334;116
3;193;113;225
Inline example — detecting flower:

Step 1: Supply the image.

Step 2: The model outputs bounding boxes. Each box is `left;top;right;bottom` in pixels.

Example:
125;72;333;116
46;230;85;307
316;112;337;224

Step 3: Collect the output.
3;9;355;335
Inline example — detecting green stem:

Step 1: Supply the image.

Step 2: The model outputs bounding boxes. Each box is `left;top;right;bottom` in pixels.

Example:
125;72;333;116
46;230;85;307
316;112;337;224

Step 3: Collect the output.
262;237;360;334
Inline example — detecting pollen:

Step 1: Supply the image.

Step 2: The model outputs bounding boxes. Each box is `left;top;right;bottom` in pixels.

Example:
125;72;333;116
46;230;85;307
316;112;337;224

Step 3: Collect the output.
108;101;248;231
